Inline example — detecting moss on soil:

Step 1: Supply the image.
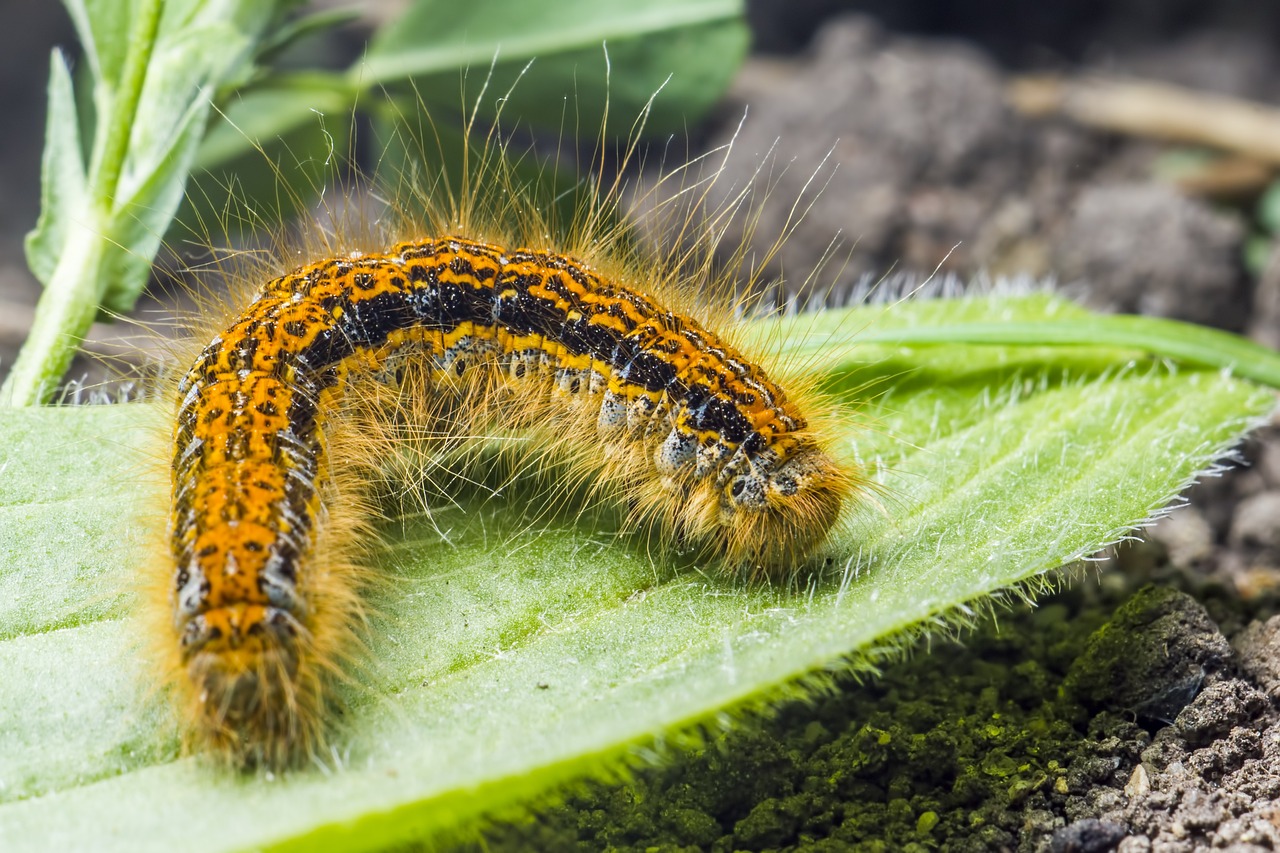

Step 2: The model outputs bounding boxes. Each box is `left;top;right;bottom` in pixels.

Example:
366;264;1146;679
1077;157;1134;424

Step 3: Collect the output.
445;581;1181;852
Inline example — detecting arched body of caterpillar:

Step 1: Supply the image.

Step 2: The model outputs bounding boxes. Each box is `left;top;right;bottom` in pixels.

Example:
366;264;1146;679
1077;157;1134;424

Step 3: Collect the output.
168;233;855;766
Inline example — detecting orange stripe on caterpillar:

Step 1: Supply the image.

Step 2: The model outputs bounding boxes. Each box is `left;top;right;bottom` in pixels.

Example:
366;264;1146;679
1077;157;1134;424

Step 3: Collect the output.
168;235;855;766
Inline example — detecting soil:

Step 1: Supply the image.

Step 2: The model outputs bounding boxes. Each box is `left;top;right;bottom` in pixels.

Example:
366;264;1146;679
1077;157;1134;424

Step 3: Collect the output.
7;2;1280;851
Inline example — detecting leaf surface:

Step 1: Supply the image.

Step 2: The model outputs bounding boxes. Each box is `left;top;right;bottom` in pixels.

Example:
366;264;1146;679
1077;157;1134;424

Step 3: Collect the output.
0;293;1271;851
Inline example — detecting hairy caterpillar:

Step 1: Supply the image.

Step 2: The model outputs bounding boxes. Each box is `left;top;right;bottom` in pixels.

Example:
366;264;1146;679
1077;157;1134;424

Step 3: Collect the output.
156;108;860;767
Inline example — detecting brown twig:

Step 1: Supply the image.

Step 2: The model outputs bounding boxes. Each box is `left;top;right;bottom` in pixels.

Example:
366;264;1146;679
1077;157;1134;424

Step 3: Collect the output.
1009;75;1280;166
1170;156;1275;200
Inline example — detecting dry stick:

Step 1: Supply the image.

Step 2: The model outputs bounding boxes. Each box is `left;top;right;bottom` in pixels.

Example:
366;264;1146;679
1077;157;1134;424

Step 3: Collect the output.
1008;75;1280;166
1171;156;1274;199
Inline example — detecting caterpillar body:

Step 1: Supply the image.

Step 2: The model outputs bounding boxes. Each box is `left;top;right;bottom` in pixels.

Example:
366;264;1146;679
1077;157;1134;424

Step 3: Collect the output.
166;227;856;765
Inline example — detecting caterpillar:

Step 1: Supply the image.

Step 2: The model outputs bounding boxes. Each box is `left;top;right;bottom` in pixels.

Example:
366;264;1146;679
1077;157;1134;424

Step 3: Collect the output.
157;120;860;768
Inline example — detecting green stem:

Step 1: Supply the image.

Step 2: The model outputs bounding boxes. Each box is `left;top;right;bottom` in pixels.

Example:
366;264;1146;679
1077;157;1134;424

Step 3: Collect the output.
2;0;163;406
1;235;108;405
91;0;164;212
835;315;1280;390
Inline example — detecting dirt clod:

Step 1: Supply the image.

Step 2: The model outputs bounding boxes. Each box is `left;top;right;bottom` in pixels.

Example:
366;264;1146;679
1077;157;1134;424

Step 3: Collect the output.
1235;616;1280;698
1229;492;1280;561
1064;585;1233;723
1051;183;1248;330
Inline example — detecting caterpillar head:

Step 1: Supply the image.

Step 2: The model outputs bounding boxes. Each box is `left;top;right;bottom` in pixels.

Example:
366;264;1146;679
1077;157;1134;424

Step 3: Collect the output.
715;440;853;576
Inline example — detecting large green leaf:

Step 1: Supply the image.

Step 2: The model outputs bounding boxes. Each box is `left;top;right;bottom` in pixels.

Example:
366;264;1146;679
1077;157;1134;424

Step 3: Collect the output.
0;293;1271;851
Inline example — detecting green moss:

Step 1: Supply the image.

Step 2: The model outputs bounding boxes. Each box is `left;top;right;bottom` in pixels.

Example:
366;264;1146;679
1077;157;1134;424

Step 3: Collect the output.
463;590;1133;851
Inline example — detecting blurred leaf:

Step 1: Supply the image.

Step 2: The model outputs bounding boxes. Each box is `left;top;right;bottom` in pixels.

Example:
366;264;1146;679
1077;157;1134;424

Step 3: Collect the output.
1246;233;1273;277
177;0;749;254
362;0;749;135
253;5;361;66
176;74;356;245
1257;178;1280;236
1150;146;1216;183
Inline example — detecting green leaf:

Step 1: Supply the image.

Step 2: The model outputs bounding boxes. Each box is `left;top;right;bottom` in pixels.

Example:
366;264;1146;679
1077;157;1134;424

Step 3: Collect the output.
362;0;749;134
186;0;750;219
810;314;1280;388
0;293;1270;851
253;5;359;67
186;0;752;229
24;50;87;288
1247;233;1274;278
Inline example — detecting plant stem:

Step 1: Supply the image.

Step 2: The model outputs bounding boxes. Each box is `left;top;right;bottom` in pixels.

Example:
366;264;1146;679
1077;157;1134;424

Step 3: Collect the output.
1;232;108;405
2;0;163;406
91;0;164;209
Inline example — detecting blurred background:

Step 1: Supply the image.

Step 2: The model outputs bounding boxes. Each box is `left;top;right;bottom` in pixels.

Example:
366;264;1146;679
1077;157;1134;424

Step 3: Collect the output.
9;0;1280;368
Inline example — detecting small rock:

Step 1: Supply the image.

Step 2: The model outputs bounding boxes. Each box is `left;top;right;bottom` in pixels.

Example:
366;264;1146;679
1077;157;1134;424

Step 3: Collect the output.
1252;433;1280;488
1147;509;1214;568
1232;566;1280;602
1185;727;1263;779
1141;728;1189;773
1049;818;1129;853
1125;765;1151;799
1210;814;1280;848
659;806;722;847
1116;836;1152;853
1065;586;1233;723
1228;491;1280;557
733;796;801;848
1174;788;1229;831
1173;680;1268;747
1250;239;1280;349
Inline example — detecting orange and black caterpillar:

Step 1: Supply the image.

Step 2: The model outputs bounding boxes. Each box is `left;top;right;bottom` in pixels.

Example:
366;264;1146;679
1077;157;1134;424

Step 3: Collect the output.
168;234;854;765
